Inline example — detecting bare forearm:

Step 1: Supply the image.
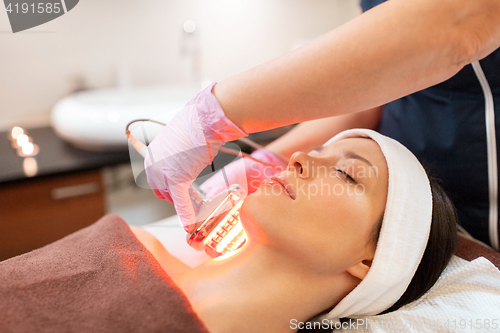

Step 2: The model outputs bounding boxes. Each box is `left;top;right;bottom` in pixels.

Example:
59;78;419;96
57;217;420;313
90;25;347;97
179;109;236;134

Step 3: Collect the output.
265;106;382;159
215;0;500;133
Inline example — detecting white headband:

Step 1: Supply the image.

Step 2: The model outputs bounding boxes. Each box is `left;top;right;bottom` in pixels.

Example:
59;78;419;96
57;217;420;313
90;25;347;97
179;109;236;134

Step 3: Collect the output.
322;129;432;319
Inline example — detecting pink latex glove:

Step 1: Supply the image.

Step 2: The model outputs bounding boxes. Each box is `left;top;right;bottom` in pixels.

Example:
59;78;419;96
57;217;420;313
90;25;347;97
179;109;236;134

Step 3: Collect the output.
199;148;287;199
144;82;247;231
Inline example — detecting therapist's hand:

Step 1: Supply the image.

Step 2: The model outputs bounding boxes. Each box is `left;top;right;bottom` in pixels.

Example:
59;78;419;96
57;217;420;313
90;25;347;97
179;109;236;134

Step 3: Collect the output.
199;149;287;199
144;82;247;232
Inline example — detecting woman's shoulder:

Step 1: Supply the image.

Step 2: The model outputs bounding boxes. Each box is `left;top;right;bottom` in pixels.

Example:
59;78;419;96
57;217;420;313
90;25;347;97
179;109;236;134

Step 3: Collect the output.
130;225;191;276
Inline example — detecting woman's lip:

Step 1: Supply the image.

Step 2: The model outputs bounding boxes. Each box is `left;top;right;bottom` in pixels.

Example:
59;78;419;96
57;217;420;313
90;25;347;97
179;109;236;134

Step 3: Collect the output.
270;175;296;200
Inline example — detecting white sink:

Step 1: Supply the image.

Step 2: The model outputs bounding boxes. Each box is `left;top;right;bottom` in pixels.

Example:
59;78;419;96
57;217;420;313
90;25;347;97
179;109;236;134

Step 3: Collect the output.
51;85;201;151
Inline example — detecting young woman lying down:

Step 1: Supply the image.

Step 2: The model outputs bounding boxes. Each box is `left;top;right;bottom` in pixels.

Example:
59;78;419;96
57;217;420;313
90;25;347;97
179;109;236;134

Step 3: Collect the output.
0;129;457;333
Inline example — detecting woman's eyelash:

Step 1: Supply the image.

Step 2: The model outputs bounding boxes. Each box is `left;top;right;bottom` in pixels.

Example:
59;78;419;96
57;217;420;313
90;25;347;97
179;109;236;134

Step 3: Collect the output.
335;168;356;183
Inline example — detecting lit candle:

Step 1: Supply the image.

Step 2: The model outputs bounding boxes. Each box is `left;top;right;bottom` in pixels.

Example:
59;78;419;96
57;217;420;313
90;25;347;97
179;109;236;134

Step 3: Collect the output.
22;142;34;155
23;157;38;177
17;142;39;157
11;126;24;140
17;134;29;147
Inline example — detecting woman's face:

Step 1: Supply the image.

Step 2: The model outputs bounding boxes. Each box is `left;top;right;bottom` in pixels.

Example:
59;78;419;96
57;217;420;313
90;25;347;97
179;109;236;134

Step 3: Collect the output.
240;137;389;275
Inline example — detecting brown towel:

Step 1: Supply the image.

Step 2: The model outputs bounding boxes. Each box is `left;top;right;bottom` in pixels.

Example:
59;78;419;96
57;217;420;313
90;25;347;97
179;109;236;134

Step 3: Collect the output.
0;214;209;333
456;234;500;269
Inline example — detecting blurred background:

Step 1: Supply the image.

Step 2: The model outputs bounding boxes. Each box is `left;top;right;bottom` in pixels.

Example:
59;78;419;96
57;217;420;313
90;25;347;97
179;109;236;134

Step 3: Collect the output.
0;0;359;260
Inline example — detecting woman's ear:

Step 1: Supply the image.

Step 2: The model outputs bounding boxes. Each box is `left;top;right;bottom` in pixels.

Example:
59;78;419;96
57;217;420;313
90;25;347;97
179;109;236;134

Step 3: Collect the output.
347;259;372;280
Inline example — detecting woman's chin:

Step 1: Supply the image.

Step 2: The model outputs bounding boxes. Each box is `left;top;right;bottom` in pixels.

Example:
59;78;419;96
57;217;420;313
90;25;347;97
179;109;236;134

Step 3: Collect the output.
240;197;270;245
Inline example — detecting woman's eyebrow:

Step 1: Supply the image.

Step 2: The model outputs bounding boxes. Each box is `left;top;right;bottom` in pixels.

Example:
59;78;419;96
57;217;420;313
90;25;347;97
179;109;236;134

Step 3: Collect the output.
342;150;378;178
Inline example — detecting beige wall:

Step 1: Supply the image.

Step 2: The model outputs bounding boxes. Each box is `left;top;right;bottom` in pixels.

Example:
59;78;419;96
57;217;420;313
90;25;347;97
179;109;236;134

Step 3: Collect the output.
0;0;359;130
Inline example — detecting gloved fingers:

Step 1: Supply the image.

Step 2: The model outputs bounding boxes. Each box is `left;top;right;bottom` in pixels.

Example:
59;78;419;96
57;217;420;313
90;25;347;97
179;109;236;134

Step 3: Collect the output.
145;156;174;202
152;189;174;204
244;161;286;193
145;144;218;229
251;148;288;169
198;180;222;200
142;82;249;232
199;149;288;198
199;171;233;200
199;158;249;199
169;180;197;233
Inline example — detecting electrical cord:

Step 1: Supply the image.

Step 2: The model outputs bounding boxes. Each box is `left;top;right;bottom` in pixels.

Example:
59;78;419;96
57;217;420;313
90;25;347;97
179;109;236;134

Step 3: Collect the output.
125;119;168;132
237;137;289;163
125;119;287;167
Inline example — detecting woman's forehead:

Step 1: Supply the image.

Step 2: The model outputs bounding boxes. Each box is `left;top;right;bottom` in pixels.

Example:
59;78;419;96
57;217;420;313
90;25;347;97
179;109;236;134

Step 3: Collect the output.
322;137;382;158
322;137;388;178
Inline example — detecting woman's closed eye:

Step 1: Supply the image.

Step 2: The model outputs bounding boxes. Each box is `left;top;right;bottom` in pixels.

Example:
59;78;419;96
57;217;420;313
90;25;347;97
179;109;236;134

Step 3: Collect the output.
335;168;356;183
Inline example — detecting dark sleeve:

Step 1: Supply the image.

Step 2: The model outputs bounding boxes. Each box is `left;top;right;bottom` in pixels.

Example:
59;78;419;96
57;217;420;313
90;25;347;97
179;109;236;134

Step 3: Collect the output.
0;214;209;333
360;0;386;13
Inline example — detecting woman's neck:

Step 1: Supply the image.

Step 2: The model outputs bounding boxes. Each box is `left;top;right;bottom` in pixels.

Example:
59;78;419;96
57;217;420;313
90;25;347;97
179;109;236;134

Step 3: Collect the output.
172;241;357;333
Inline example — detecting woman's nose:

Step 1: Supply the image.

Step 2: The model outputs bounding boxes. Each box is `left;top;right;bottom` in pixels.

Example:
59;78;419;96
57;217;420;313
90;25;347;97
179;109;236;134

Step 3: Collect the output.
288;151;312;178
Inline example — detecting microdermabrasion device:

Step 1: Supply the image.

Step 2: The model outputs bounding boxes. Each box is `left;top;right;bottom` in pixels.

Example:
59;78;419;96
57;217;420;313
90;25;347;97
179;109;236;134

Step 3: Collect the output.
186;184;247;258
127;119;280;258
126;119;287;258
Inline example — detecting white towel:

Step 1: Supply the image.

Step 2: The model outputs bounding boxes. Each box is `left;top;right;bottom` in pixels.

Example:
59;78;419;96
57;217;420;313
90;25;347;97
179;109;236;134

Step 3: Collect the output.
336;256;500;332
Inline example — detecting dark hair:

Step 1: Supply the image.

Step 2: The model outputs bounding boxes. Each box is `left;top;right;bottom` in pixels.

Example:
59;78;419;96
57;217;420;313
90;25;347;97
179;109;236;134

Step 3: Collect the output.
299;173;457;332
